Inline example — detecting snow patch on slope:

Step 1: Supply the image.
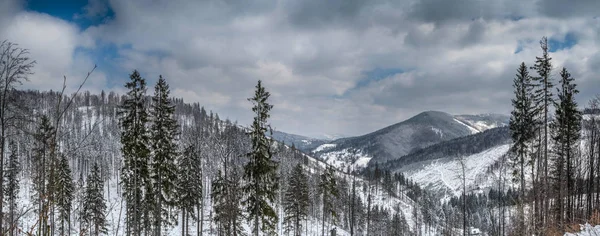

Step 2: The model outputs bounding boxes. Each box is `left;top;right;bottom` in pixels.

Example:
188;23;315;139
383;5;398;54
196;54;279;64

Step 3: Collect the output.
319;148;372;171
403;144;510;198
313;143;337;152
453;118;480;134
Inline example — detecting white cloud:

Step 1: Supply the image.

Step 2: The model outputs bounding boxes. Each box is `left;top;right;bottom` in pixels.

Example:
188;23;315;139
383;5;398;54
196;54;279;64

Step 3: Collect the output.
4;0;600;138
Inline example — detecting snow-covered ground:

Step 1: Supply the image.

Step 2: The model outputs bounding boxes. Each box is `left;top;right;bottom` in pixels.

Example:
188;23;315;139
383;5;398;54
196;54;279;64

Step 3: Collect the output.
317;148;372;172
454;118;481;134
313;143;337;152
400;144;510;199
565;224;600;236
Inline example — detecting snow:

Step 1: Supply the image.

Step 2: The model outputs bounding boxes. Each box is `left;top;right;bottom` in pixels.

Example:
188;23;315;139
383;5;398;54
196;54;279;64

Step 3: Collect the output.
454;118;480;134
319;148;372;171
431;126;443;137
565;223;600;236
313;143;337;152
403;144;510;198
472;120;499;132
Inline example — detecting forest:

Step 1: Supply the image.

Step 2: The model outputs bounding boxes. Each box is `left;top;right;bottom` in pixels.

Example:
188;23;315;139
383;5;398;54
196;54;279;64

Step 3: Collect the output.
1;33;600;236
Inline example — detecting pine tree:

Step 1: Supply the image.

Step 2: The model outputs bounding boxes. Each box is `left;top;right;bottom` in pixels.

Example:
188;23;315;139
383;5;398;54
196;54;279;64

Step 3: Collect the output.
83;164;107;236
119;70;151;236
320;165;339;236
177;144;202;236
283;164;310;236
530;36;553;228
550;67;581;227
150;76;180;234
509;62;535;233
243;80;279;236
4;141;20;236
55;154;74;236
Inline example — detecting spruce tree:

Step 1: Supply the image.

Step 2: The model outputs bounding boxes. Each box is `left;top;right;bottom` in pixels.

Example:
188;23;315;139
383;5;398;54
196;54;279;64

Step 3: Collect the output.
243;80;279;236
177;144;202;236
32;115;55;235
4;141;19;236
530;36;553;227
550;67;581;226
283;164;310;236
509;62;535;233
150;76;180;234
119;70;151;236
319;165;339;236
55;154;74;236
83;164;107;236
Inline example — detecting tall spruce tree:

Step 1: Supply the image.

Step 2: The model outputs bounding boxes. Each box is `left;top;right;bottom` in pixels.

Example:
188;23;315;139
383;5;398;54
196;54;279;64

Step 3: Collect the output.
243;80;279;236
32;115;55;235
320;165;339;236
530;36;553;228
150;76;180;234
83;164;107;236
55;154;74;236
4;141;20;236
509;62;535;233
283;164;310;236
177;144;202;236
119;70;151;236
550;67;581;227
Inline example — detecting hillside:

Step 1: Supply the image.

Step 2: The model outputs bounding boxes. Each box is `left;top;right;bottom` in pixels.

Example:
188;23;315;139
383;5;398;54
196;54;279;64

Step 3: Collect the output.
269;130;327;153
11;90;436;236
311;111;508;170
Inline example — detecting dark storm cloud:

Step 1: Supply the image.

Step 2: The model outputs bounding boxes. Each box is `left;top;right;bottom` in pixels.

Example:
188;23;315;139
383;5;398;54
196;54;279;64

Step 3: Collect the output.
536;0;600;18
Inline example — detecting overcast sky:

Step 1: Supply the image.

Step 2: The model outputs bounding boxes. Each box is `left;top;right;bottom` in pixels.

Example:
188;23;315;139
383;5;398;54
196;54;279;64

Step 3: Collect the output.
1;0;599;138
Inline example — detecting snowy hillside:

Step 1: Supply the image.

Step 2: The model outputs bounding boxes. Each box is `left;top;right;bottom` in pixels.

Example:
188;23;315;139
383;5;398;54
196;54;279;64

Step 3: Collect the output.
400;144;510;198
312;111;509;171
10;90;437;236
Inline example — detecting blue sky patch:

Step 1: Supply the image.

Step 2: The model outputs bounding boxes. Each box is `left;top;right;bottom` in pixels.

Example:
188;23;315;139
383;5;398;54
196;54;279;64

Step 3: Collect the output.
355;67;405;89
26;0;114;29
548;32;577;52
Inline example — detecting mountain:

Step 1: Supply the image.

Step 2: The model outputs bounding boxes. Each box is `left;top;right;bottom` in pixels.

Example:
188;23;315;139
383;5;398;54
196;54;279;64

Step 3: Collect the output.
379;126;511;197
269;130;327;152
311;111;508;170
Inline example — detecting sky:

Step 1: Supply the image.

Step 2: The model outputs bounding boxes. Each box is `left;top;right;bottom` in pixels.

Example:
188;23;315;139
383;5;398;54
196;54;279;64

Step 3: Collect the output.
1;0;599;138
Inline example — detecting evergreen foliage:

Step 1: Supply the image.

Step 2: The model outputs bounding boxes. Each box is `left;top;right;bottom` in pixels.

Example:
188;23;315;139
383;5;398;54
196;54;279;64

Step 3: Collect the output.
149;76;180;233
119;70;151;235
319;165;339;235
242;80;279;236
283;164;310;236
83;164;107;236
55;154;74;236
177;144;202;235
550;67;582;226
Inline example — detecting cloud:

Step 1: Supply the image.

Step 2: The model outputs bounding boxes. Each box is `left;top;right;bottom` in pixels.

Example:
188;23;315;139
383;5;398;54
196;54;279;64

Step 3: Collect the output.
0;0;111;95
6;0;600;138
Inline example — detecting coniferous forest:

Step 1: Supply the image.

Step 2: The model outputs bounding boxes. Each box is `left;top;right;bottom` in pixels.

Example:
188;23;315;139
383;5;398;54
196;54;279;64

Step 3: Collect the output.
1;26;600;236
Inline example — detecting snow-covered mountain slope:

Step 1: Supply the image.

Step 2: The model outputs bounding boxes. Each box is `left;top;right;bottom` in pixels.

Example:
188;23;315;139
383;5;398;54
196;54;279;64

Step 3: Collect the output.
380;127;511;196
454;113;510;133
312;111;509;169
269;130;327;153
400;144;510;198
